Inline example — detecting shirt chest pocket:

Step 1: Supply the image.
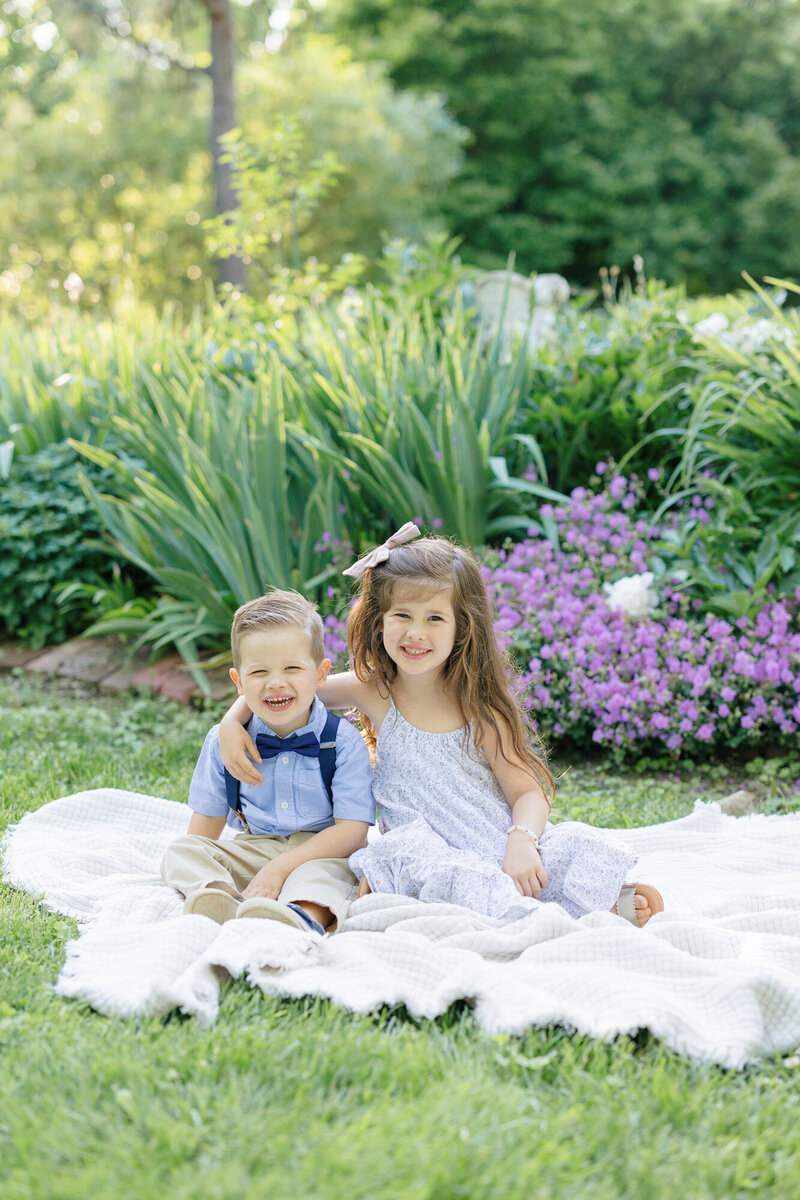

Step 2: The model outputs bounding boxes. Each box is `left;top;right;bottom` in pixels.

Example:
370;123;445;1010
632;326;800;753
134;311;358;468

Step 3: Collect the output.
293;760;329;821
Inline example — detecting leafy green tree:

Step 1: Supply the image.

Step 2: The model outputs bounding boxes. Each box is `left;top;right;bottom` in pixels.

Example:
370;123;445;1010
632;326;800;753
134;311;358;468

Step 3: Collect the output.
0;10;464;314
0;44;210;315
234;35;465;268
0;1;71;120
326;0;800;290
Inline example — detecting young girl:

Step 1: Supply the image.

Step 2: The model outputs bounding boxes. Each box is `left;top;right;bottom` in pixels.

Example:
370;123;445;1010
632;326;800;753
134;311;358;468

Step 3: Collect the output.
219;525;663;926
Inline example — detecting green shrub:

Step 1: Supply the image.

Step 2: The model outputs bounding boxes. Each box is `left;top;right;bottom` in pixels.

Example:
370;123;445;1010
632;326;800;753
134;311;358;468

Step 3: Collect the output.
520;283;698;493
283;289;558;547
6;264;796;671
0;443;145;647
72;358;352;680
0;306;199;455
646;277;800;615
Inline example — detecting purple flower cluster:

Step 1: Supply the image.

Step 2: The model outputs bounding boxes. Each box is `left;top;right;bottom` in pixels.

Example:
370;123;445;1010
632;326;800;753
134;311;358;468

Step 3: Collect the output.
323;612;348;661
320;476;800;760
488;481;800;759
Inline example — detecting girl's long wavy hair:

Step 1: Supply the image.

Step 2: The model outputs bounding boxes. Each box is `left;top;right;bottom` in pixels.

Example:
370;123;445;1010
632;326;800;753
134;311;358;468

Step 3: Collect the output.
346;537;554;805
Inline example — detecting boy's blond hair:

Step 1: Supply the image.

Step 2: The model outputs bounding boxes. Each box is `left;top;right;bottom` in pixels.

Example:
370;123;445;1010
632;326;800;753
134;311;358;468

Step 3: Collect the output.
231;590;326;671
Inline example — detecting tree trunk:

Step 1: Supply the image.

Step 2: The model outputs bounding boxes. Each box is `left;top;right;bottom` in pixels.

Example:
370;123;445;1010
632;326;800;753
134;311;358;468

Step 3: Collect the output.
204;0;246;290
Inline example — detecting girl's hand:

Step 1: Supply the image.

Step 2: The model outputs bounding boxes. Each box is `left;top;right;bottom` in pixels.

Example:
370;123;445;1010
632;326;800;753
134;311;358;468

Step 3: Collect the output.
502;836;549;898
219;717;263;787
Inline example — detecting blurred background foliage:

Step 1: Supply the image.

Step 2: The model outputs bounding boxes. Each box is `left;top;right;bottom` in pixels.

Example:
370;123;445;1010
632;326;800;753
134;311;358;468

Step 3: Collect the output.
4;0;800;315
327;0;800;290
0;0;465;317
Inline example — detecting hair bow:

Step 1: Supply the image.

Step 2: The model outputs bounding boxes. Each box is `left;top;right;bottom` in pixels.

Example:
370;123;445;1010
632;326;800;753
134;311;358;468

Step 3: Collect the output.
342;521;422;578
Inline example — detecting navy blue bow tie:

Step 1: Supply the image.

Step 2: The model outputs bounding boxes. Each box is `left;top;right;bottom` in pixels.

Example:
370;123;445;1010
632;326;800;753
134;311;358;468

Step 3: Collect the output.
255;730;320;759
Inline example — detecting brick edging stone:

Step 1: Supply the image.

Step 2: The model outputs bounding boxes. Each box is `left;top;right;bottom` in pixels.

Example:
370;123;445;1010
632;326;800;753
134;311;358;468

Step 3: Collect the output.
0;636;232;704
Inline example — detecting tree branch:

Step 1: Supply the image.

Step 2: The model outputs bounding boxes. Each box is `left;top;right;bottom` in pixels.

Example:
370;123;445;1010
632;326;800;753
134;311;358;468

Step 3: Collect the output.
102;10;211;75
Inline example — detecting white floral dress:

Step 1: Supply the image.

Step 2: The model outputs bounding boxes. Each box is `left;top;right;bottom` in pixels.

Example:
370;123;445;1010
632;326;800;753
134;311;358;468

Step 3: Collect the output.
349;699;637;920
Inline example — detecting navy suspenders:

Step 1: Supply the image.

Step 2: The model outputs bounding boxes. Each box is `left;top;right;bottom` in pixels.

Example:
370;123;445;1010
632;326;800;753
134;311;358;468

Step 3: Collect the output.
316;711;341;802
223;711;341;829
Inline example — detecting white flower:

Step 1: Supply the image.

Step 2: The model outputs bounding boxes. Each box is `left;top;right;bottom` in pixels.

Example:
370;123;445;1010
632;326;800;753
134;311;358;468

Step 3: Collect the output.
603;572;658;620
692;312;794;352
693;312;729;339
336;288;364;322
722;318;794;352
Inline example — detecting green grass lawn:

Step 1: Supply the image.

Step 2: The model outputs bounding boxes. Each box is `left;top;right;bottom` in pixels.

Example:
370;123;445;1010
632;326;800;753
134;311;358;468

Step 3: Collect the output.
2;675;800;1200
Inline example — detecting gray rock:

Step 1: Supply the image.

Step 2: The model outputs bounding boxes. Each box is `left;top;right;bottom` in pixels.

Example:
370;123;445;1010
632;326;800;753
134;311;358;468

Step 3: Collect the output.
474;269;570;352
718;789;759;816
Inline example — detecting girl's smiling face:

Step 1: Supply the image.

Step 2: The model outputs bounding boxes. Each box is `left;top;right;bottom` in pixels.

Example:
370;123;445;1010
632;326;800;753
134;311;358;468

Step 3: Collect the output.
382;587;456;680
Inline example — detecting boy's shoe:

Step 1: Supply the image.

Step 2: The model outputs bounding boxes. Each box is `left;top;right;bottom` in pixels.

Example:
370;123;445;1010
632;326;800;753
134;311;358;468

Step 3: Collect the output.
185;887;241;924
235;897;325;935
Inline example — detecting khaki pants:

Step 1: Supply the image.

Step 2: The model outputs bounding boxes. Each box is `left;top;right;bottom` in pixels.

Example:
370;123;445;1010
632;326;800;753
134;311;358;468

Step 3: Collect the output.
160;831;357;930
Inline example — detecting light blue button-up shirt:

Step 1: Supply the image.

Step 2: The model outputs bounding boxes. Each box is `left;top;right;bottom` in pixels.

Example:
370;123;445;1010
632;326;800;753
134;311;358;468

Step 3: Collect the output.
189;696;375;835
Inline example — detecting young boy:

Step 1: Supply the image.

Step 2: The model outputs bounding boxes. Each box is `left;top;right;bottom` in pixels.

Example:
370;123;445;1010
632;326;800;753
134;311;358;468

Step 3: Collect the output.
160;590;374;934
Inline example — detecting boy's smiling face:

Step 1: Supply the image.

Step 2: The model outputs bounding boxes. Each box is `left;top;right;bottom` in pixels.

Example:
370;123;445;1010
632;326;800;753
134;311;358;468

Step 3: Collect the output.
229;625;330;735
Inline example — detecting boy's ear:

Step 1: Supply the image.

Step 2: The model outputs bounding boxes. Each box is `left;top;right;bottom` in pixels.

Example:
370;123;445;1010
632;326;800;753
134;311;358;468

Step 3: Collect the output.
317;658;331;684
229;667;244;695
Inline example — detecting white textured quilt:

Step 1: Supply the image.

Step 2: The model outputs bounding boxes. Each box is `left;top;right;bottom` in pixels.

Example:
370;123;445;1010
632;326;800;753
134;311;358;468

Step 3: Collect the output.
3;789;800;1068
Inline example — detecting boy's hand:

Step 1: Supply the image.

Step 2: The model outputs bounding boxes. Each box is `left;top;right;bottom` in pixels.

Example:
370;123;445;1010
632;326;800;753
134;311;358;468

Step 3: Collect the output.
219;719;263;787
502;838;549;898
242;860;289;900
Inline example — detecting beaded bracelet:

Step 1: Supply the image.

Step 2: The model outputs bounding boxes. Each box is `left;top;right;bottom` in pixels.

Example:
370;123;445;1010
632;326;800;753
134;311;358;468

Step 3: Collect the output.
507;824;540;848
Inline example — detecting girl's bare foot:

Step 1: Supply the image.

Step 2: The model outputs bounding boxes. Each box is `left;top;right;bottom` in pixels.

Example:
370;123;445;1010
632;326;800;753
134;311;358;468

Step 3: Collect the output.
613;883;663;927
